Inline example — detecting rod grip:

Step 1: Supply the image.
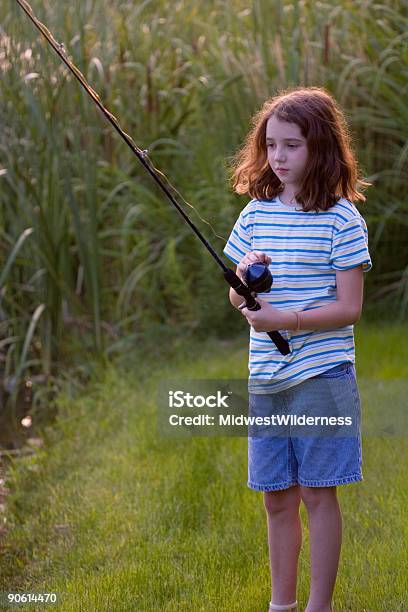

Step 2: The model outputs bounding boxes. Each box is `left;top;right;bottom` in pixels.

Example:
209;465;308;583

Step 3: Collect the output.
223;268;291;356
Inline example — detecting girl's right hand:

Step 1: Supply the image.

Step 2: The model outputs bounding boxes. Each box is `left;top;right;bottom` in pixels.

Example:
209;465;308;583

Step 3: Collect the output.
236;251;272;281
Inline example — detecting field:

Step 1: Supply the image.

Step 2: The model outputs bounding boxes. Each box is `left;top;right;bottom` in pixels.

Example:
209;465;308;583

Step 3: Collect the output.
1;323;407;611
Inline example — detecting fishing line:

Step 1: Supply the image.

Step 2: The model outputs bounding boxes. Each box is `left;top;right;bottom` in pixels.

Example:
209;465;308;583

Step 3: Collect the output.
14;0;290;355
15;0;225;242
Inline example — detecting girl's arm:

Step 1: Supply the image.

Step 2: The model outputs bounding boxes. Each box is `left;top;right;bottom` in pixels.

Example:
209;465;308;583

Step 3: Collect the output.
288;266;364;330
240;266;365;331
229;285;246;309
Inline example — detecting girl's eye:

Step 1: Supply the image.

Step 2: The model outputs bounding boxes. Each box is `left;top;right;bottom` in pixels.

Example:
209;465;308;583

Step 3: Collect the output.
267;144;298;148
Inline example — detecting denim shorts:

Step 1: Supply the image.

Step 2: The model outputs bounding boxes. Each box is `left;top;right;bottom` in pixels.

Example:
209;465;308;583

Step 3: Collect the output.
247;361;363;491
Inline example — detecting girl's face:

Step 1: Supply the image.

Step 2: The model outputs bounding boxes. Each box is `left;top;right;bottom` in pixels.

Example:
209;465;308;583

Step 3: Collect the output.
266;115;308;190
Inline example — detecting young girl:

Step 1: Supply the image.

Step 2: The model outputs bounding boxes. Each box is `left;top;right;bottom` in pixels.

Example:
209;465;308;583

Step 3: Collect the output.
223;87;372;612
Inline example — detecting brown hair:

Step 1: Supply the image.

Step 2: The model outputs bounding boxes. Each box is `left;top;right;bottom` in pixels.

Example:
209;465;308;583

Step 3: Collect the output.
229;86;371;212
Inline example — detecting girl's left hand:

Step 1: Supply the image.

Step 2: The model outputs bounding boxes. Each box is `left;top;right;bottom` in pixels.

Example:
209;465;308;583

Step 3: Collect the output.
240;297;288;332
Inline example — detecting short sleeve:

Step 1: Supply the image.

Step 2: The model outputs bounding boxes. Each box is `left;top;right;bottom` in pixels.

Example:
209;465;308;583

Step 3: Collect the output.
223;208;253;265
330;215;372;272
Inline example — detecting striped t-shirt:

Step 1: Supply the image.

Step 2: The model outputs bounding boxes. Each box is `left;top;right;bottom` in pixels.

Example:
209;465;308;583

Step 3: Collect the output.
223;194;372;393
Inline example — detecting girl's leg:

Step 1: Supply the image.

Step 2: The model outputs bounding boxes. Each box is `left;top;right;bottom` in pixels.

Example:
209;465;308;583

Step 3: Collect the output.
264;485;302;606
300;486;342;612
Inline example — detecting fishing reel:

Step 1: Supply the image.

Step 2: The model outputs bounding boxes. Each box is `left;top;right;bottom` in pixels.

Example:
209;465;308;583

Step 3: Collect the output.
243;261;273;295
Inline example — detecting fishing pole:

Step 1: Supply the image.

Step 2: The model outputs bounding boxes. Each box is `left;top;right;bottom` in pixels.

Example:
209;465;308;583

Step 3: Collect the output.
14;0;290;356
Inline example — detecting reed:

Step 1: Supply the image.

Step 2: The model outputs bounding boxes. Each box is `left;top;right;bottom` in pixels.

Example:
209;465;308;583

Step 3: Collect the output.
0;0;407;414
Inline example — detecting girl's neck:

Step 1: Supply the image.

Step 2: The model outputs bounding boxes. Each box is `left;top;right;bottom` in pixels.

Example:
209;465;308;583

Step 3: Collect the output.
278;191;298;206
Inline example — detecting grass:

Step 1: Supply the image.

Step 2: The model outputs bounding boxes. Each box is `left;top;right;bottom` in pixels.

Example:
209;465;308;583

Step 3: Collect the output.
0;320;407;611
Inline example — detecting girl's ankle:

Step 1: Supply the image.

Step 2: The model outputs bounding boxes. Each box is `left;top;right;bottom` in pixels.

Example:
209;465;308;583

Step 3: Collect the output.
305;604;332;612
269;600;298;611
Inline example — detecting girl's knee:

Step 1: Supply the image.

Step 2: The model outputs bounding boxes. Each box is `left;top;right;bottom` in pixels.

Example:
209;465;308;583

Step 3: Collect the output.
263;486;301;515
299;485;337;510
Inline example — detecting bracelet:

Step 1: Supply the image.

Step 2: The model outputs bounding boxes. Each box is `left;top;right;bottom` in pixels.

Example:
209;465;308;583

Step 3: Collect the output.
293;311;302;331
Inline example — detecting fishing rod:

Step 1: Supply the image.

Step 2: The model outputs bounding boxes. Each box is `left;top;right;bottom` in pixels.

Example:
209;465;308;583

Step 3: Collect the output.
14;0;290;356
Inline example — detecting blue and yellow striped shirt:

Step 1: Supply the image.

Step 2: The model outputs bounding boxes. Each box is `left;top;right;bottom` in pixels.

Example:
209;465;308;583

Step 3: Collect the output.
223;195;372;393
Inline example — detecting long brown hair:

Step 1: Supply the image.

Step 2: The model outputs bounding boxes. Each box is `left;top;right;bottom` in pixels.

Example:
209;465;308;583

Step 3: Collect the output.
229;86;371;212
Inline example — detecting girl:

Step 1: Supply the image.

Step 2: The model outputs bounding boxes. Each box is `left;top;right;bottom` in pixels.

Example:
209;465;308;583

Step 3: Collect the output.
223;87;372;612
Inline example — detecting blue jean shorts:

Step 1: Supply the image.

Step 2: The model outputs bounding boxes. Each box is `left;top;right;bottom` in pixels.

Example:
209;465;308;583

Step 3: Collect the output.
247;362;363;491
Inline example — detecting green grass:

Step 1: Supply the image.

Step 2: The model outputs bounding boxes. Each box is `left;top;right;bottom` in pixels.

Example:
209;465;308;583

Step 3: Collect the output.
1;321;407;611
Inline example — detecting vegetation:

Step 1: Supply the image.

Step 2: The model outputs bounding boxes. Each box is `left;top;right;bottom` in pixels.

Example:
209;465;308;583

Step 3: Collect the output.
0;1;407;412
0;323;407;611
1;3;407;608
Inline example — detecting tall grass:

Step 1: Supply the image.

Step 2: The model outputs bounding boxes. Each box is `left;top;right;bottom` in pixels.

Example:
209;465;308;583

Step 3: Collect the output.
0;0;407;416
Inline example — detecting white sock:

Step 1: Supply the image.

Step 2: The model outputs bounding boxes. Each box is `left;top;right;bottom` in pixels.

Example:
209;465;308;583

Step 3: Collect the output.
269;601;298;611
